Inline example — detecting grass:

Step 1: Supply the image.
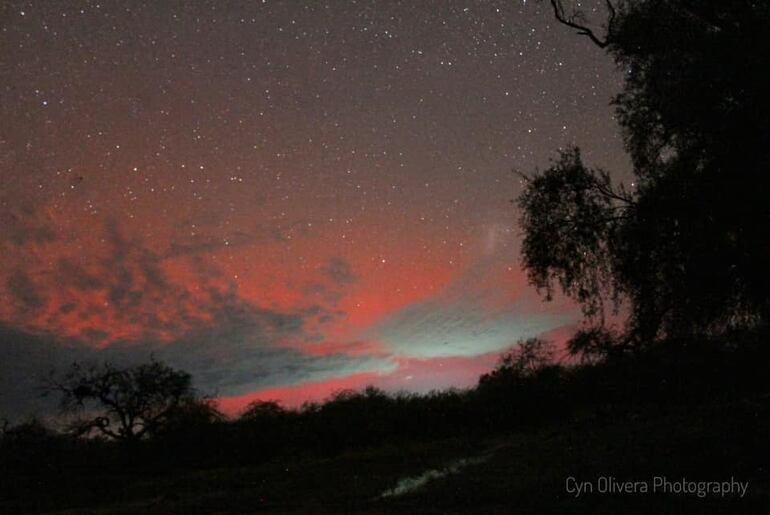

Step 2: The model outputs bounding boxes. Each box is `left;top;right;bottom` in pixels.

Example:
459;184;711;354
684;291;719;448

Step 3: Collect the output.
6;340;770;514
7;395;769;514
395;401;770;514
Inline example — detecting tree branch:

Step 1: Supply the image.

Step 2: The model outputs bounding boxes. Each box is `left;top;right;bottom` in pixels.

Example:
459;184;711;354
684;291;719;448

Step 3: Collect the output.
71;416;122;440
549;0;615;48
590;177;634;205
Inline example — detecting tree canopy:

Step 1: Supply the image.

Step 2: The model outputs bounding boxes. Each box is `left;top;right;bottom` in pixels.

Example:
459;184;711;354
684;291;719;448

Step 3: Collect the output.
519;0;770;351
48;359;196;441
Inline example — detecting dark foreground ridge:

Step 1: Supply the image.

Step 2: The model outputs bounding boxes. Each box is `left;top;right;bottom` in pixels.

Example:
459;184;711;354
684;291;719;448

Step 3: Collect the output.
2;332;770;514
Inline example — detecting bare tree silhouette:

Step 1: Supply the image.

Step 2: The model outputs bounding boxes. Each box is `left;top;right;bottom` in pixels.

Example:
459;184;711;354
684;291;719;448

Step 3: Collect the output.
47;359;196;442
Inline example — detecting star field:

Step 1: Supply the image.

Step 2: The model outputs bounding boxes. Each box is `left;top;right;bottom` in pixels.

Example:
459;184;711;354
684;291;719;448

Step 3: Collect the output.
0;0;626;413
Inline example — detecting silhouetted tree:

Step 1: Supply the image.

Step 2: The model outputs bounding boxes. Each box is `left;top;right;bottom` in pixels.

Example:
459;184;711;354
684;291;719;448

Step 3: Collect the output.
520;1;770;350
0;417;52;445
476;338;566;426
566;325;625;363
239;400;286;422
517;147;632;324
47;359;196;442
159;398;224;435
500;337;558;377
479;338;558;387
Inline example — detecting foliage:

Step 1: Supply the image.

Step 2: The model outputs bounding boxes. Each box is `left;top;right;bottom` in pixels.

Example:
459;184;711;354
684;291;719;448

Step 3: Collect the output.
517;148;630;322
158;398;224;435
239;400;287;422
520;0;770;350
47;359;196;442
489;337;558;378
0;418;53;446
566;325;625;362
4;343;770;513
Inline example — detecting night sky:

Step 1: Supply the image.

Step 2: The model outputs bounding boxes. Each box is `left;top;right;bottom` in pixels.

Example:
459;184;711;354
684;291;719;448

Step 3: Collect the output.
0;0;627;416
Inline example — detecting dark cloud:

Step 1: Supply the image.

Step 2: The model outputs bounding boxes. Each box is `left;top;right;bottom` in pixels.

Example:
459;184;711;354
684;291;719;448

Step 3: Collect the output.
0;207;57;247
0;218;385;419
0;324;92;419
321;256;357;286
6;270;46;311
55;258;102;291
0;321;391;421
290;257;357;314
0;217;350;349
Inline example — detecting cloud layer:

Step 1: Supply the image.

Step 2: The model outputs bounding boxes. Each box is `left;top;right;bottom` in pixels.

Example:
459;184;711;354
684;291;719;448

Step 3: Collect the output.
0;212;575;419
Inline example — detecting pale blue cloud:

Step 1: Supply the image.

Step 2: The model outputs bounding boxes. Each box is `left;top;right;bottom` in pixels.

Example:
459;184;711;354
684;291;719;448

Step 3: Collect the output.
369;299;575;359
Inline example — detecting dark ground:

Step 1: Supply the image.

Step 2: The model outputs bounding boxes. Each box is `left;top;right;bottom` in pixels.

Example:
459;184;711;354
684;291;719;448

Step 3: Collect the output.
4;396;770;514
5;340;770;514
